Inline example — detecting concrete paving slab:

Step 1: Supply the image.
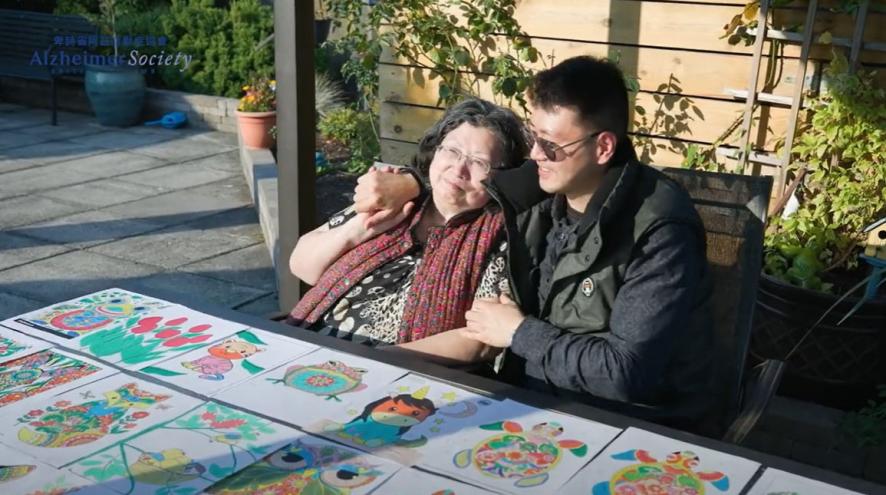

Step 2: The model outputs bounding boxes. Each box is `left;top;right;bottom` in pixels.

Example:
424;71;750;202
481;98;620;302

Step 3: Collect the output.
15;123;108;140
0;103;27;113
163;206;264;244
73;129;178;152
0;195;91;229
0;130;55;151
0;109;55;130
185;175;254;207
0;291;49;320
63;150;170;179
8;209;162;249
128;131;238;162
106;187;250;229
87;225;259;269
135;271;269;309
0;232;72;272
183;243;276;292
0;140;110;174
116;155;237;191
0;250;159;303
233;292;280;318
38;177;166;208
0;159;110;199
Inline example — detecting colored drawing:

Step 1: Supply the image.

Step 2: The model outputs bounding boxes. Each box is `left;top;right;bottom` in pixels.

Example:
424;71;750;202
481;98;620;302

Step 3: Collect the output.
560;428;760;495
745;468;864;495
0;349;113;408
375;468;495;495
269;359;368;401
453;420;588;489
141;328;318;397
181;335;265;380
71;402;303;495
204;434;399;495
311;374;505;467
15;382;170;449
0;439;116;495
214;348;406;428
0;464;36;483
76;307;242;370
0;328;53;364
590;450;729;495
0;374;203;468
328;385;437;449
2;288;171;342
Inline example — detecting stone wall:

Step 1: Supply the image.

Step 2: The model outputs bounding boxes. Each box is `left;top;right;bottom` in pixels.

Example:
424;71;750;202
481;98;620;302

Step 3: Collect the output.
0;76;238;132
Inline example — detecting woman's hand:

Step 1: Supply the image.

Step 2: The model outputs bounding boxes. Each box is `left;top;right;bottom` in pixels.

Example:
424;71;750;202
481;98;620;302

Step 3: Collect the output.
354;166;421;229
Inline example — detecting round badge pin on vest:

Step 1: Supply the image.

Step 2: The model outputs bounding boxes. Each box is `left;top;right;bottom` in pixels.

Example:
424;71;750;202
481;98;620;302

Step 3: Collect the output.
581;277;595;297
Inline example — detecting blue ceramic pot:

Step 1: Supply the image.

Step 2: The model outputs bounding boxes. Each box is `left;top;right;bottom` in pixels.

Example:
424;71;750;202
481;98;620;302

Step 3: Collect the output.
85;63;145;127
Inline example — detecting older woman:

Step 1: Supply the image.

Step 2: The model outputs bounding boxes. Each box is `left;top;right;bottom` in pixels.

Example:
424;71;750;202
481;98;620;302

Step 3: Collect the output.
286;98;527;364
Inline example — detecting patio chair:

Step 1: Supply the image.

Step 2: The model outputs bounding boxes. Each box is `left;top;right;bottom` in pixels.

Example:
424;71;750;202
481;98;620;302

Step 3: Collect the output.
660;167;784;444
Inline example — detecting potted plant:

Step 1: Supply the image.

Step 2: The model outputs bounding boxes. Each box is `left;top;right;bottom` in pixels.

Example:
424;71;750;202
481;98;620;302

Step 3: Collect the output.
83;0;146;127
236;77;276;149
751;54;886;408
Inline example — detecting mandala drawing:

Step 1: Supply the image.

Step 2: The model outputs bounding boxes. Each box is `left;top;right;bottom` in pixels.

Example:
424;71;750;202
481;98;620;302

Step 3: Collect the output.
591;449;729;495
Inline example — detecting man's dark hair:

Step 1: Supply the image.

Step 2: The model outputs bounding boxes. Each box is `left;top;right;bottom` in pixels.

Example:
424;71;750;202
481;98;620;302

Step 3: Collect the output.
528;56;629;139
412;97;529;176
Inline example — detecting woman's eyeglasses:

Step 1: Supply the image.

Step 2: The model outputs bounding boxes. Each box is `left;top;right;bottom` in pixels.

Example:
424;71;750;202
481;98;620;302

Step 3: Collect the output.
435;145;498;175
529;129;604;162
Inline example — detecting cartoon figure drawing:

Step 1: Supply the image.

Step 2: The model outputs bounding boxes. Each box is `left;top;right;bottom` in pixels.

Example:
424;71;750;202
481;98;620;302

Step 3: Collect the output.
329;386;437;448
0;464;36;483
206;440;384;495
23;291;166;338
16;383;170;448
270;360;368;401
129;448;207;486
181;338;264;380
453;421;587;489
591;449;730;495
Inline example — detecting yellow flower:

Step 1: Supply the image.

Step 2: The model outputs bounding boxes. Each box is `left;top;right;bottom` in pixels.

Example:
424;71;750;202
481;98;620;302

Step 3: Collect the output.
242;85;249;91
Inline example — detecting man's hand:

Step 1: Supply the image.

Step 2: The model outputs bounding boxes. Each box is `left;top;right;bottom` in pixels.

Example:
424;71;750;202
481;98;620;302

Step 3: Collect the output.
353;201;414;241
464;295;525;348
353;166;420;229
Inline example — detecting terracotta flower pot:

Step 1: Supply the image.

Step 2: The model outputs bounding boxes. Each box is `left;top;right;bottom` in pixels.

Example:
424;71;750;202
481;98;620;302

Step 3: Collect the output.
236;110;277;149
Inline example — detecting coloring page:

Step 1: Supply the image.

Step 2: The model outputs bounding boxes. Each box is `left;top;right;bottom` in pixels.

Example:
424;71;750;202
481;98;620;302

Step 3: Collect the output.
203;433;400;495
69;402;302;495
0;374;203;467
745;468;864;495
139;328;318;396
0;288;173;344
561;427;760;495
214;347;407;427
375;467;497;495
0;348;116;409
0;448;116;495
0;327;53;364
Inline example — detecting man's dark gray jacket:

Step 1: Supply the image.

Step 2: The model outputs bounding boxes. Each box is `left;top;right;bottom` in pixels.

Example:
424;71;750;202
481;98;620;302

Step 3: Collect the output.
485;147;721;433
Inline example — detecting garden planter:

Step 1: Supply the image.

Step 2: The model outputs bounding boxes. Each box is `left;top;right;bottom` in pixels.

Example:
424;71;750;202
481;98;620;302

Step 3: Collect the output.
236;110;276;149
750;272;886;409
84;63;145;127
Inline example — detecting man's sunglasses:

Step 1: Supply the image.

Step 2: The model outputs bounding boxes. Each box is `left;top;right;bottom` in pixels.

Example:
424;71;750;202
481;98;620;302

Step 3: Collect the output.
529;129;604;162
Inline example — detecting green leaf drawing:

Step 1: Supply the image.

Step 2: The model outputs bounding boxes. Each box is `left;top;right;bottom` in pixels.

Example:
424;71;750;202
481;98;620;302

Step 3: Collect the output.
77;459;104;466
209;463;232;479
237;330;267;346
140;366;186;377
241;359;265;375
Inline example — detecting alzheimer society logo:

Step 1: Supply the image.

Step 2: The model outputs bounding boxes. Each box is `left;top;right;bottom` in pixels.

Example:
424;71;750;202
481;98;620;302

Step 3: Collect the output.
29;33;193;74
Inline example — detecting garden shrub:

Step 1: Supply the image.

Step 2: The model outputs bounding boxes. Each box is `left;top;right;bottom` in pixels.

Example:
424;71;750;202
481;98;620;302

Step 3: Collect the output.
318;107;379;175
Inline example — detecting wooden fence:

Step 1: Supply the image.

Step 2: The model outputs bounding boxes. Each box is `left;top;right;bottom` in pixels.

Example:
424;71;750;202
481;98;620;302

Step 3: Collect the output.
376;0;886;175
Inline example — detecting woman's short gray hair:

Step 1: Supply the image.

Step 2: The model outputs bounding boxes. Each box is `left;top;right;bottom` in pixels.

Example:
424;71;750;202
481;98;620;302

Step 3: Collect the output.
411;98;528;176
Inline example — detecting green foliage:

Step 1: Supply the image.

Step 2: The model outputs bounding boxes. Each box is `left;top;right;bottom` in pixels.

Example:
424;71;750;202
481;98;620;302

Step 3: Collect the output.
323;0;539;113
157;0;273;97
841;385;886;447
764;55;886;291
318;107;380;174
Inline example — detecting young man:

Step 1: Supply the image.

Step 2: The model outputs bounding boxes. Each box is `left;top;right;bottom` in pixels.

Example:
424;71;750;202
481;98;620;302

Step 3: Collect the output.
355;56;720;433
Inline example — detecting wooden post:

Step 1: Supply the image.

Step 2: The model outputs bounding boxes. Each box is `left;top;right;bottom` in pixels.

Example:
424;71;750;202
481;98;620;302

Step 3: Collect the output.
274;0;316;312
